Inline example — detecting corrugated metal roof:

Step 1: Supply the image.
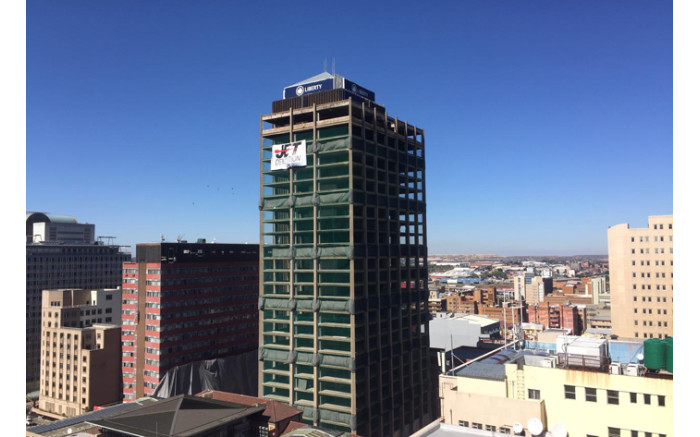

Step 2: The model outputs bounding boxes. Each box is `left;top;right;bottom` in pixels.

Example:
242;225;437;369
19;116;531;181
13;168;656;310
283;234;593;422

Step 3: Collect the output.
455;361;506;381
28;399;158;435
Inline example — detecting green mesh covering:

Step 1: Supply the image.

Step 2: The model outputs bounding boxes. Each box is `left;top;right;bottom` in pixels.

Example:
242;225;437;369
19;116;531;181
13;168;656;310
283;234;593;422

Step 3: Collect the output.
261;196;293;209
266;247;292;258
319;300;353;312
319;409;352;424
296;352;316;364
316;246;353;258
319;354;352;369
316;137;350;152
295;194;315;206
295;247;315;258
318;191;351;205
264;298;292;310
296;299;314;311
260;349;290;362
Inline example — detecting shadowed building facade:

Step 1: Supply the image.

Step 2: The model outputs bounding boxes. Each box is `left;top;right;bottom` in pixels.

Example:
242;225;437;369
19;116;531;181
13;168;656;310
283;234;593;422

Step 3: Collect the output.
258;73;437;436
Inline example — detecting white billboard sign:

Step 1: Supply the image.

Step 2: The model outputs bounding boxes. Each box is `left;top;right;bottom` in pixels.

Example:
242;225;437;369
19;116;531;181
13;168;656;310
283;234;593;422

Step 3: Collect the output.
271;140;307;171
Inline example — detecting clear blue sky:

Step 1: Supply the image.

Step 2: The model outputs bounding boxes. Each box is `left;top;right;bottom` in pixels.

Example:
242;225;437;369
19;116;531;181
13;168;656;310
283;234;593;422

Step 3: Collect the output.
26;0;672;256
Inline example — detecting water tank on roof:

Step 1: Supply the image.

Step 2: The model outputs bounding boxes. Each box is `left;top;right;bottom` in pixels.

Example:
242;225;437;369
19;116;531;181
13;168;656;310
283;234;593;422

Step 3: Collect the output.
665;337;673;373
643;338;667;371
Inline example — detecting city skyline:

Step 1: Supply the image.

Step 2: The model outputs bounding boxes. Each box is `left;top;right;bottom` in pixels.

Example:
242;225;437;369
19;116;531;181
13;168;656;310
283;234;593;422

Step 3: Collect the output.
26;1;672;255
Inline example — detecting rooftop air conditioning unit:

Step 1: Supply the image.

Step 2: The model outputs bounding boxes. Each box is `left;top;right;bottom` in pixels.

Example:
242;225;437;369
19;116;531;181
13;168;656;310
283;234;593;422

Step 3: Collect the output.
624;363;642;377
541;357;556;368
610;362;622;375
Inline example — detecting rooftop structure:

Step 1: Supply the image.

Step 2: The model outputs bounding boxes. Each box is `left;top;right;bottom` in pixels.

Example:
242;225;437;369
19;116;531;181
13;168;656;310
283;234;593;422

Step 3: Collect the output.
87;395;267;437
197;390;303;437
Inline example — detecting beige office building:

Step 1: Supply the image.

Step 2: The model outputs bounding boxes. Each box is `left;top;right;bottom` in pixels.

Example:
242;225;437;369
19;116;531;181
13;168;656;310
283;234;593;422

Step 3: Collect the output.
514;273;553;306
608;215;673;339
38;289;122;417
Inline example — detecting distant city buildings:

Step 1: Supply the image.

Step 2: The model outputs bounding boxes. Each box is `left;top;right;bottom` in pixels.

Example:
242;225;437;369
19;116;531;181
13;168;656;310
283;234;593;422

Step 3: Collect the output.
514;273;553;306
120;242;259;401
608;215;673;339
38;288;123;416
26;213;129;391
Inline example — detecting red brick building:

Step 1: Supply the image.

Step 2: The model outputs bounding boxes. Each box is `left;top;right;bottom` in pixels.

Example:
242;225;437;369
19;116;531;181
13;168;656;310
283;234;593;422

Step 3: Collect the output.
445;293;477;314
527;303;587;335
121;242;258;401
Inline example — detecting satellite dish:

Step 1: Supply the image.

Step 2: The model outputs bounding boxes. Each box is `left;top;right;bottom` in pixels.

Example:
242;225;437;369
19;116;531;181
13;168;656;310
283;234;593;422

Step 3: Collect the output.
527;417;544;436
637;353;645;361
513;422;524;434
551;423;568;437
67;429;73;435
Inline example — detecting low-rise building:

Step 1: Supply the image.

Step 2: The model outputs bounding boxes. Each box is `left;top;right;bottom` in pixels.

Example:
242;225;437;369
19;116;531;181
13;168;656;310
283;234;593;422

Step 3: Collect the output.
439;338;672;437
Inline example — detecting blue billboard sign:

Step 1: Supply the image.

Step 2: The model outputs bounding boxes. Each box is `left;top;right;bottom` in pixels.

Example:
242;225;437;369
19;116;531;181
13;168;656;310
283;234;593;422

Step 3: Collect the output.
283;78;335;99
343;78;375;102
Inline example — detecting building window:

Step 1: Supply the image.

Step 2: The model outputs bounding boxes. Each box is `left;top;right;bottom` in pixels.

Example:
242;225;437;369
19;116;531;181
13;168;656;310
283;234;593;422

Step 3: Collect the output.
458;420;468;427
607;390;619;405
499;427;511;434
564;385;576;399
644;394;651;404
608;428;621;437
658;395;665;406
471;423;482;430
528;389;540;400
631;432;638;437
485;425;496;432
585;387;597;402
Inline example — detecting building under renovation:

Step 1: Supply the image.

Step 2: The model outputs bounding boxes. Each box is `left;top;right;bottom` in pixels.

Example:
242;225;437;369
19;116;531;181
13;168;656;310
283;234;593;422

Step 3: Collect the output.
258;72;437;436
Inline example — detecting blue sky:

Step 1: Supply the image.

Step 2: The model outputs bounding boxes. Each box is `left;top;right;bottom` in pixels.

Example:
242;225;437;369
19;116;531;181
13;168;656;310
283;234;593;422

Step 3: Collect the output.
26;0;673;256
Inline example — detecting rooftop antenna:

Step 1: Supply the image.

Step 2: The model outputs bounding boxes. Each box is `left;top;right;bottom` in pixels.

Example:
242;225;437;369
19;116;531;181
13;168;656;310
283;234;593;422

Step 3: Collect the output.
323;58;328;72
332;57;335;76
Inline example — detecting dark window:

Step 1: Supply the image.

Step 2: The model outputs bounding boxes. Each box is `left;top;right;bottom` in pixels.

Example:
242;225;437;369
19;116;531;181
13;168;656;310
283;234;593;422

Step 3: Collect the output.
564;385;576;399
586;387;597;402
631;432;638;437
607;390;619;405
658;395;665;406
630;392;637;403
458;420;468;427
644;394;651;404
645;433;652;437
608;428;621;437
528;389;540;400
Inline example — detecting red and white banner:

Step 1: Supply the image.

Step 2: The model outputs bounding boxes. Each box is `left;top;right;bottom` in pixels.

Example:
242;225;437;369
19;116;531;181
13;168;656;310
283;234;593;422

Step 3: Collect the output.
271;140;307;171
